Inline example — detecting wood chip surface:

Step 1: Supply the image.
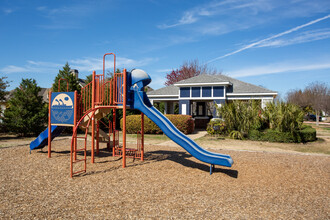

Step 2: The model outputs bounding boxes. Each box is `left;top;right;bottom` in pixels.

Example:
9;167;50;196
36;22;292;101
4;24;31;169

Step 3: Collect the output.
0;139;329;219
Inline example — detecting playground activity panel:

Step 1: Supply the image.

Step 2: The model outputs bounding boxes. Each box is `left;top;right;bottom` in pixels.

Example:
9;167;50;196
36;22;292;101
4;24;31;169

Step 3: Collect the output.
30;53;233;177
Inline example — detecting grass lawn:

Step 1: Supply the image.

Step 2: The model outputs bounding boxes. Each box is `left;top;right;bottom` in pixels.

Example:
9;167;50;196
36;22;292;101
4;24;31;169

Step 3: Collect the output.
1;122;329;155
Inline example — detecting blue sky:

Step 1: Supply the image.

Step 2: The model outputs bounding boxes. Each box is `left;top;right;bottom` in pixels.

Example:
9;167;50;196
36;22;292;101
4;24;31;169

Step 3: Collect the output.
1;0;330;99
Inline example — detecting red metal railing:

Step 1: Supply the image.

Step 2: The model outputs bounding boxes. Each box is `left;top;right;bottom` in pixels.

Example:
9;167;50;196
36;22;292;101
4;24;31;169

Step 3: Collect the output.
81;81;93;113
94;73;104;105
114;72;124;104
102;79;113;106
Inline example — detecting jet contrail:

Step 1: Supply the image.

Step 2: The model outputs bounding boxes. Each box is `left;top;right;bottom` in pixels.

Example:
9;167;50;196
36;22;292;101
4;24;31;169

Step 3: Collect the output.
207;14;330;64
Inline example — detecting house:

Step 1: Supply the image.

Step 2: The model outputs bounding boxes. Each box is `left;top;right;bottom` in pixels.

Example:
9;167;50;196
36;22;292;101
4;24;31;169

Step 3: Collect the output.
147;74;277;128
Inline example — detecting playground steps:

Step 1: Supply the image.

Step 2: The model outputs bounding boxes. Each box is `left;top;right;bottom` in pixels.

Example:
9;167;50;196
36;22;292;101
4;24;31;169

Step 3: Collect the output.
78;125;110;142
80;108;111;127
78;107;112;143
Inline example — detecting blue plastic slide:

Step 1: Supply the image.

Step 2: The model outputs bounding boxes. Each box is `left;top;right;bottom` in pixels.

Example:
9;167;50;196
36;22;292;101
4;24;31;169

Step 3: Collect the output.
30;126;65;151
132;89;234;168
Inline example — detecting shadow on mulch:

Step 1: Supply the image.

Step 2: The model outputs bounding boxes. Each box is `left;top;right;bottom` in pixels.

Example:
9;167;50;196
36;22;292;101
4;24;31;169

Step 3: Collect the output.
145;150;238;178
36;147;238;178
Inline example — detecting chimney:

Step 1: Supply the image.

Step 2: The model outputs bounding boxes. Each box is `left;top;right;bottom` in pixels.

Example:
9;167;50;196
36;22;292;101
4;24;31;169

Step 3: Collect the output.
70;69;79;80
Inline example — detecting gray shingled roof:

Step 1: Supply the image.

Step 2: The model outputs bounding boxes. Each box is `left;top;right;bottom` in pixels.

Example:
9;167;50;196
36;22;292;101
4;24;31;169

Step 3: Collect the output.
147;74;277;96
147;84;178;96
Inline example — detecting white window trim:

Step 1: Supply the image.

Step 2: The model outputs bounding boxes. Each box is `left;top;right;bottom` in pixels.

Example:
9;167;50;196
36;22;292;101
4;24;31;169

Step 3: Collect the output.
227;92;277;96
175;82;232;87
178;86;226;99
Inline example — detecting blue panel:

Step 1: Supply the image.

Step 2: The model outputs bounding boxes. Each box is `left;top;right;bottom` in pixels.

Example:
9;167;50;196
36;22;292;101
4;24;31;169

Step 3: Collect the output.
213;99;226;117
179;100;190;115
192;87;200;97
51;92;75;125
202;87;212;97
214;99;226;105
213;86;224;97
180;87;190;98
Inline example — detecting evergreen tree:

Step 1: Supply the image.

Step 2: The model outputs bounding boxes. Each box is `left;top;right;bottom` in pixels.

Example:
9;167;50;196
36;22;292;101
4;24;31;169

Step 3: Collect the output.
52;62;81;93
3;78;48;136
0;76;10;130
0;76;9;102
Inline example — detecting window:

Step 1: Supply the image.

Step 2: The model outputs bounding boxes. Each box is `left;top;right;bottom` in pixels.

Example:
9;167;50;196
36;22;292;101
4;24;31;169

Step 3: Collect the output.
213;86;224;97
202;87;211;97
192;87;200;97
180;87;190;98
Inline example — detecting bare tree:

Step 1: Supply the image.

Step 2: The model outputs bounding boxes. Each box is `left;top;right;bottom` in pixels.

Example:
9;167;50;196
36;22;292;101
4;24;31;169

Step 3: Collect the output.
165;59;219;86
305;82;329;125
287;89;310;109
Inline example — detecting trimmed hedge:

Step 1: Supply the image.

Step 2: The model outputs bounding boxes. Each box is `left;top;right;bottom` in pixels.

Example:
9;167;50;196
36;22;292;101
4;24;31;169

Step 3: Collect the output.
120;114;194;134
248;125;316;143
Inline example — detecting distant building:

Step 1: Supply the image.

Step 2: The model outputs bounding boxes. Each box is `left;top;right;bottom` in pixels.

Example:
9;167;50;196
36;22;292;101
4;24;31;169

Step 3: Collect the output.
147;74;277;128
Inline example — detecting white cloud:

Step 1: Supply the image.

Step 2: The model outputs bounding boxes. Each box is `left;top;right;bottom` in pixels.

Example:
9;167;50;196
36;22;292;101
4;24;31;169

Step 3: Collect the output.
35;3;96;30
257;28;330;48
1;56;158;79
157;0;277;30
156;68;172;73
207;14;330;63
149;73;166;89
0;61;62;74
1;65;27;74
228;61;330;77
3;8;13;15
70;56;158;73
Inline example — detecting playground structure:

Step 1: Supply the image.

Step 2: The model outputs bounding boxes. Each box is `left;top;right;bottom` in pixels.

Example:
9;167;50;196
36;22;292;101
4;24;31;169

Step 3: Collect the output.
30;53;234;177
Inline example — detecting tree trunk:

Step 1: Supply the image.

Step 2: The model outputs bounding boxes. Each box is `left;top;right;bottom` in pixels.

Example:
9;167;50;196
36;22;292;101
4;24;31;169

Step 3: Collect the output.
316;110;320;126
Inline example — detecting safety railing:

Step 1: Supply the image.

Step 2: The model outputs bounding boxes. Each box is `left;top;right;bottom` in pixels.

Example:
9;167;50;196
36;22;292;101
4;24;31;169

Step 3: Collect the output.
102;79;113;106
94;73;104;105
81;81;93;113
79;69;126;114
114;72;124;104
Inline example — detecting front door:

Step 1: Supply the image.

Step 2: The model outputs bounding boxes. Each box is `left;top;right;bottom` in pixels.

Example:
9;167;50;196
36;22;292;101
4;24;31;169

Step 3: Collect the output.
196;102;205;116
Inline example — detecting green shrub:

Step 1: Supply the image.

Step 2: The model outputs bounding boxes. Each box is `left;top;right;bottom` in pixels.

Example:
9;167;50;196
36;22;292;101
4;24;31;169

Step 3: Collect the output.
206;118;226;135
299;125;316;142
229;130;243;140
247;126;316;143
263;101;304;133
216;100;264;134
261;129;295;143
120;114;194;134
248;130;261;141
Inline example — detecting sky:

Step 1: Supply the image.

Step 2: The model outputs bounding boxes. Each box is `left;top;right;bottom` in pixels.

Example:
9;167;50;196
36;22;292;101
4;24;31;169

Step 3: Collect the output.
1;0;330;99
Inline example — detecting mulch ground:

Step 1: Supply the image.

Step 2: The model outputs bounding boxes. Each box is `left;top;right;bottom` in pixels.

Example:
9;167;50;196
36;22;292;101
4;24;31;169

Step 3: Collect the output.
0;139;329;219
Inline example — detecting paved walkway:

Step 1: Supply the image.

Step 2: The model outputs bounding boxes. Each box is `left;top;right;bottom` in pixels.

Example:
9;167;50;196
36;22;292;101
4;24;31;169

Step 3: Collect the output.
156;129;207;147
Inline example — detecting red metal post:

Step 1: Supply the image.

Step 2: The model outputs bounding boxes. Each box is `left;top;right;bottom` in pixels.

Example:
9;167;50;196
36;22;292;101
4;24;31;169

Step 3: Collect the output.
96;120;100;155
74;91;77;161
112;109;116;156
48;90;52;158
122;69;127;168
91;71;96;163
108;119;111;151
141;112;144;161
103;53;116;78
58;78;69;92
